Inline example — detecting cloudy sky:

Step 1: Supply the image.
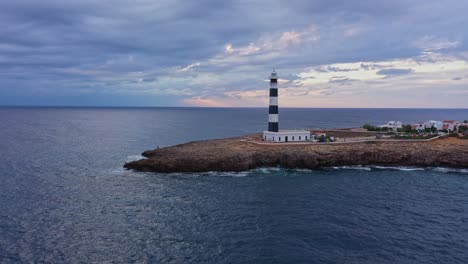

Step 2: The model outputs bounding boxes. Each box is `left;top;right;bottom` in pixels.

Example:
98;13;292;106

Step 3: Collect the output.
1;0;467;107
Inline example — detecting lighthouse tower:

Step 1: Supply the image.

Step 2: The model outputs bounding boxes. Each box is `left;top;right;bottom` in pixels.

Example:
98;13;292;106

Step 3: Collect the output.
263;69;311;143
268;70;279;132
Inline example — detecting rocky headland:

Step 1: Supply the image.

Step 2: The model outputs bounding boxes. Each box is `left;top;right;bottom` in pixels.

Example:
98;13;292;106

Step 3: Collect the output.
124;133;468;173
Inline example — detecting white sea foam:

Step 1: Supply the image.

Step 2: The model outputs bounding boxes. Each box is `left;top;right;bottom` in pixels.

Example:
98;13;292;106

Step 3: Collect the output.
202;171;251;177
292;168;314;172
132;165;468;177
431;167;468;174
126;155;146;162
111;168;126;174
168;167;284;177
370;166;425;171
331;165;372;171
222;171;250;177
254;167;282;174
326;165;468;174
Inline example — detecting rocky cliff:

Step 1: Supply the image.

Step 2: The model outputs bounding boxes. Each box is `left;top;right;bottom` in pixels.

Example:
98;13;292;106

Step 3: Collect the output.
124;136;468;173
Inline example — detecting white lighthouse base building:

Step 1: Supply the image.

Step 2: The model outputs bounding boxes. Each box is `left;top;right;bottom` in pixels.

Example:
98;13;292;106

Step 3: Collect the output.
263;130;311;143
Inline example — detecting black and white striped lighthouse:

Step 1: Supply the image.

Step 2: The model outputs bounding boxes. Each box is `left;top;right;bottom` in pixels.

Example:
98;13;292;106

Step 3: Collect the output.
263;69;311;143
268;69;279;132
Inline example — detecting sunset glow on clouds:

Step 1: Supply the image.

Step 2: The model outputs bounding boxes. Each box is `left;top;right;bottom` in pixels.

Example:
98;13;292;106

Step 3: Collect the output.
0;0;467;107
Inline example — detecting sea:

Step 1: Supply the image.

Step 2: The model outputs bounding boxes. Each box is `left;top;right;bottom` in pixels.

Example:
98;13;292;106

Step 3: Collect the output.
0;107;467;264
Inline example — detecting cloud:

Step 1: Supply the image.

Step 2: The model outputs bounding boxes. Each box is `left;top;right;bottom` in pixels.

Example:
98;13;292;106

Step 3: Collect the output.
279;31;303;47
1;0;468;107
329;77;355;84
376;68;414;76
413;36;460;52
177;62;201;72
344;27;365;38
224;43;261;56
183;96;226;107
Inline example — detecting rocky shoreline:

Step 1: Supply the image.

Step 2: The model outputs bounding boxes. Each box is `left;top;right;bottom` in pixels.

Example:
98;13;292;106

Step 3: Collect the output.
124;134;468;173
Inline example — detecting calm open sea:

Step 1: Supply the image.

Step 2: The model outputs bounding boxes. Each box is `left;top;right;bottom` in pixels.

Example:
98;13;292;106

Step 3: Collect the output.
1;107;467;263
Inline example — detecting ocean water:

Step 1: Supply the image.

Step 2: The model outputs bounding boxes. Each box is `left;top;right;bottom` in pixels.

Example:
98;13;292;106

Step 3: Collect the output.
0;107;467;264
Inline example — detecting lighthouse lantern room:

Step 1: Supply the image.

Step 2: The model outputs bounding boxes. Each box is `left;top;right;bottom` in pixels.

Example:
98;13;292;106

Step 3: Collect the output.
262;70;311;143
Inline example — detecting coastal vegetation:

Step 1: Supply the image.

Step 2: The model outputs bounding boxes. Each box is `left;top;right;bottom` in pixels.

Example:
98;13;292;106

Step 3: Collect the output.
363;123;419;133
397;124;415;133
363;124;389;132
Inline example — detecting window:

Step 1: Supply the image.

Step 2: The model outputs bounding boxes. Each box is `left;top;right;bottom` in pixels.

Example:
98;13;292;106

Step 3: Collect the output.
299;136;301;140
292;136;295;140
305;136;308;140
279;137;281;141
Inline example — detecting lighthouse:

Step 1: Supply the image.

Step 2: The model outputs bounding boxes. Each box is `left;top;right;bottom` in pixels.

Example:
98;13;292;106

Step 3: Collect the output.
268;70;279;132
263;69;311;143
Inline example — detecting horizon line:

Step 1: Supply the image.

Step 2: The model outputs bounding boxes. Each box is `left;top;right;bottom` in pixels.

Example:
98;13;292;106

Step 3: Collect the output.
0;105;467;110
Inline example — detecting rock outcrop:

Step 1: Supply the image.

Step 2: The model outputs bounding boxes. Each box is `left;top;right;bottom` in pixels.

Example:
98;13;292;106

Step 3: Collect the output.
124;136;468;173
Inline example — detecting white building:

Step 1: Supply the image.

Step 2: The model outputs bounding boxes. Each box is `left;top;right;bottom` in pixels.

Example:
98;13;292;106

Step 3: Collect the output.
427;120;443;130
442;120;458;132
379;121;402;131
412;122;426;131
262;70;311;143
263;130;311;142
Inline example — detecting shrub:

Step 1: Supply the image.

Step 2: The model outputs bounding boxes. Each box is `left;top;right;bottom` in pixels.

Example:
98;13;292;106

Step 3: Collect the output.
402;124;413;133
363;124;381;131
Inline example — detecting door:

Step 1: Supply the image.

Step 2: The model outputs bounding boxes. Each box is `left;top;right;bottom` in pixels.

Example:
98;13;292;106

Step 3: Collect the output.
285;136;288;142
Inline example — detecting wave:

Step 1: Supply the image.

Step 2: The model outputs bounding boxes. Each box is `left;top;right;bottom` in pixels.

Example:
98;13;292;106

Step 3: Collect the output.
254;167;282;173
431;167;468;174
203;167;283;177
205;171;251;177
329;165;372;171
327;165;467;174
370;166;425;171
126;155;146;162
127;166;468;177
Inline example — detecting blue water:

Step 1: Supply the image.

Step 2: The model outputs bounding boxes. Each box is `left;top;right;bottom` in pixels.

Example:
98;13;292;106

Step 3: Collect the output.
1;107;467;263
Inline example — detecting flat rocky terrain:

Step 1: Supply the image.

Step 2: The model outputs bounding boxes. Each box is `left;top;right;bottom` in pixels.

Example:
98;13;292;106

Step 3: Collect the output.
124;135;468;173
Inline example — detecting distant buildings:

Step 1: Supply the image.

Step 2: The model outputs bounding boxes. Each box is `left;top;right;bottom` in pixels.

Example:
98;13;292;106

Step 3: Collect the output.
428;120;443;130
378;121;402;131
380;119;467;133
412;122;426;131
408;120;465;132
442;120;458;132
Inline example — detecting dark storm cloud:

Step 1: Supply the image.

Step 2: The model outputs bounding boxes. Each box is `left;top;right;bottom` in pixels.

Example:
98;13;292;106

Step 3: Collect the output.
0;0;467;106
